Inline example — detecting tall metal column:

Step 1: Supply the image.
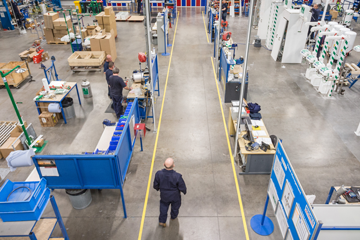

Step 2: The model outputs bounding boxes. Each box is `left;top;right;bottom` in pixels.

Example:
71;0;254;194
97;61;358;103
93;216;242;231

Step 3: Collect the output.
215;0;222;74
144;0;157;132
233;0;255;157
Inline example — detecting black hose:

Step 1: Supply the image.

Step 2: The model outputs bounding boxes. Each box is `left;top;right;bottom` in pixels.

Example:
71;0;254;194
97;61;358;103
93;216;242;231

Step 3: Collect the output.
7;186;32;202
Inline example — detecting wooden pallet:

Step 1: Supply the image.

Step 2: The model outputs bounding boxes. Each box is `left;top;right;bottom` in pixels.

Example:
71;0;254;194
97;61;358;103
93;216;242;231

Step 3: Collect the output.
47;41;68;45
116;16;131;22
128;16;144;22
70;63;104;72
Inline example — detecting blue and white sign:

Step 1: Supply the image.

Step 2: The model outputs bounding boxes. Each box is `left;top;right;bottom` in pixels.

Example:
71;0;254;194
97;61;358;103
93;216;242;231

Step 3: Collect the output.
270;141;318;240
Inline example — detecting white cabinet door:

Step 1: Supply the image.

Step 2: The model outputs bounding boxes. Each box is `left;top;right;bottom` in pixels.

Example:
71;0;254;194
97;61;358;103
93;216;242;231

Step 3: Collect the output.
271;17;287;61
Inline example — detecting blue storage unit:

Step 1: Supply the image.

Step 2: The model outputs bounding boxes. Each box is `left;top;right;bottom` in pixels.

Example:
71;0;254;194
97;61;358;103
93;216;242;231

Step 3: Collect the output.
0;189;50;222
0;179;47;212
72;39;83;51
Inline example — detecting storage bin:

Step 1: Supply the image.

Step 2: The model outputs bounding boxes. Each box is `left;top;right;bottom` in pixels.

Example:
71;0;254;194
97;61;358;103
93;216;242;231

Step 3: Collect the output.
0;179;46;212
0;188;50;222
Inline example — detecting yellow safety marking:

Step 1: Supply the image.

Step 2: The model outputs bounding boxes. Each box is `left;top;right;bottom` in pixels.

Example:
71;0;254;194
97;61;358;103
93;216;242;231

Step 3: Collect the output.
202;11;210;43
210;57;250;240
137;11;180;240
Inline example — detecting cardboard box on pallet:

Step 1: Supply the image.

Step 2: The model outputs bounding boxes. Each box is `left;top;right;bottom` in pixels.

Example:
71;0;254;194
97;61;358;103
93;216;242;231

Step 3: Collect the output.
100;31;117;61
53;17;72;30
10;122;28;138
43;27;55;42
103;11;115;25
19;48;38;62
39;111;58;127
104;6;114;15
43;12;59;29
95;12;105;24
0;137;24;159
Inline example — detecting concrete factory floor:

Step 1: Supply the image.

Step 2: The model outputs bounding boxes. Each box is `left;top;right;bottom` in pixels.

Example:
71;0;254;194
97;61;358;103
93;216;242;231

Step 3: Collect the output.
0;7;360;240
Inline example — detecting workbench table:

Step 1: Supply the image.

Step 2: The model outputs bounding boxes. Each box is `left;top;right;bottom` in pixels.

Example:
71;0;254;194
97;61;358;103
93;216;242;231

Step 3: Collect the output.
326;186;360;205
229;107;276;175
34;82;82;124
126;84;149;120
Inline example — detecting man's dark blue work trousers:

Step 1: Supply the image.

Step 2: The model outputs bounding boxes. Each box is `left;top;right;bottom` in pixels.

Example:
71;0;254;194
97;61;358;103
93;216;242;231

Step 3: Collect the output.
112;96;123;118
159;199;181;223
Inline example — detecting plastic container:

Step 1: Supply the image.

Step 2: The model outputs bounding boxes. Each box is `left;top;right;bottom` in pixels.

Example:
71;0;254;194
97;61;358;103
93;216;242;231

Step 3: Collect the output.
0;188;50;222
74;1;82;13
62;97;76;119
0;179;46;212
66;189;92;210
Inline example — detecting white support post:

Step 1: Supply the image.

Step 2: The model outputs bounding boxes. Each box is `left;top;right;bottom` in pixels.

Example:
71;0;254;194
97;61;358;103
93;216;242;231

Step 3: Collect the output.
144;0;157;132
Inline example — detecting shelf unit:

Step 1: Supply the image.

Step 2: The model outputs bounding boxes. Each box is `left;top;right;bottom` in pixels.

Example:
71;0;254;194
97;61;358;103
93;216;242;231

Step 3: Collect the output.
0;195;69;240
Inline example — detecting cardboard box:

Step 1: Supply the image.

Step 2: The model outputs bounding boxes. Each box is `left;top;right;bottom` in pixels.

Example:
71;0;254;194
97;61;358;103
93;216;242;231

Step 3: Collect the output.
81;29;88;39
19;48;38;62
104;6;113;15
39;111;58;127
103;11;116;25
86;25;97;36
0;137;24;159
10;122;28;138
43;12;59;29
330;9;338;19
100;33;117;61
53;17;72;30
90;35;103;51
95;12;105;24
44;27;55;41
36;138;45;147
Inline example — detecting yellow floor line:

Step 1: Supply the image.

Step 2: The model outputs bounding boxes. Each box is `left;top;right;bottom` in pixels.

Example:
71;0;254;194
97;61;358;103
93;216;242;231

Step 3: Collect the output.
202;11;210;43
137;12;180;240
210;57;250;240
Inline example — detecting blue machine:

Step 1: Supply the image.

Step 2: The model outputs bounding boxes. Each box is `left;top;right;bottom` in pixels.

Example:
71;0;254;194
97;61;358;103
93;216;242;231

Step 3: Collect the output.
40;56;60;84
32;99;142;218
0;0;15;30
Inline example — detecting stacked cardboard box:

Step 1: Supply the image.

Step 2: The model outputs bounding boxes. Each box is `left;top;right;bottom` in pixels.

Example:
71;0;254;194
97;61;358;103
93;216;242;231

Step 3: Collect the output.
0;125;26;159
90;29;117;60
39;111;59;127
43;12;73;42
95;7;117;37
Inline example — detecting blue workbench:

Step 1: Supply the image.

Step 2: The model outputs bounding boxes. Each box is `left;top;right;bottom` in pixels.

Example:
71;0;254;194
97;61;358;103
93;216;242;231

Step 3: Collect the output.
32;99;142;219
35;82;82;124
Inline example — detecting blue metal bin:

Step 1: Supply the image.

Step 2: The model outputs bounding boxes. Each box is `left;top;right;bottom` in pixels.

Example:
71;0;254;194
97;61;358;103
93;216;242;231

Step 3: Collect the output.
0;179;46;212
0;188;50;222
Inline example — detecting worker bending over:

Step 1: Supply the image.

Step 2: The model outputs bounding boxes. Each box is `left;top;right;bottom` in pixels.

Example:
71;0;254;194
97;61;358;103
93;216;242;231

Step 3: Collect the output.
108;67;131;118
153;158;187;227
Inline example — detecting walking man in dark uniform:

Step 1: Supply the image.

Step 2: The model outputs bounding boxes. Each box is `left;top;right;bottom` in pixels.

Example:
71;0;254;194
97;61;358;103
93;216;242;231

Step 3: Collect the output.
221;0;228;21
11;0;23;29
153;158;187;227
108;67;131;118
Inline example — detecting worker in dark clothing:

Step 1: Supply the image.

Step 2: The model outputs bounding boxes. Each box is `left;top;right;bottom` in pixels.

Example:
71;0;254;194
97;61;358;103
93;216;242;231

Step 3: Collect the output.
308;4;320;40
11;0;23;29
153;158;187;227
221;0;228;21
105;62;114;99
137;0;142;15
317;35;326;59
103;55;112;74
108;67;131;118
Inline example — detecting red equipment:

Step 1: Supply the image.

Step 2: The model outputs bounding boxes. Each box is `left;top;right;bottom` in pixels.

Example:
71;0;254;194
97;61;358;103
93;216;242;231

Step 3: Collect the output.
222;31;232;41
221;20;228;29
138;52;147;63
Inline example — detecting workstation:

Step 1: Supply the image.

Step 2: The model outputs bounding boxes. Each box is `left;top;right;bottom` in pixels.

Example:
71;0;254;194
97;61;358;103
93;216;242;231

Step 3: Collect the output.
1;0;360;239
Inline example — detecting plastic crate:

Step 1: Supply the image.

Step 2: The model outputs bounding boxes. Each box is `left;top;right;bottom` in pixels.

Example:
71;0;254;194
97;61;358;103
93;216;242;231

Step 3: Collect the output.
0;188;50;222
0;179;47;212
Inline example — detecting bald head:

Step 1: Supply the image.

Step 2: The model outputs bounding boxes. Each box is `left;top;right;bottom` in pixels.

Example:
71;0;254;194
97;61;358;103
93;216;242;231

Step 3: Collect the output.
313;4;318;9
164;158;174;170
106;55;112;62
